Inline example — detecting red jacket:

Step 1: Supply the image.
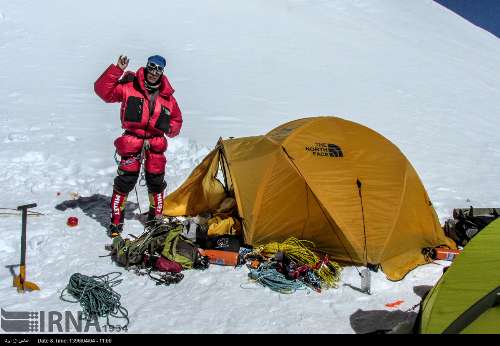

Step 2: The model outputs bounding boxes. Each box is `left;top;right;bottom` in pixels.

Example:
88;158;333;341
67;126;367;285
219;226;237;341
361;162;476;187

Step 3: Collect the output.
94;64;182;139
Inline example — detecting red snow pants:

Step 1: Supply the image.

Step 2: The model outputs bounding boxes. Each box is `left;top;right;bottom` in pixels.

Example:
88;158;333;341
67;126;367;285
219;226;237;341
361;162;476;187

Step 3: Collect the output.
113;133;167;194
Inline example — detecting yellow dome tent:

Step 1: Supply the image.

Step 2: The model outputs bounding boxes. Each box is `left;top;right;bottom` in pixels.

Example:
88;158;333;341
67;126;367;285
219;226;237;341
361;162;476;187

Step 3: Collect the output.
164;116;455;280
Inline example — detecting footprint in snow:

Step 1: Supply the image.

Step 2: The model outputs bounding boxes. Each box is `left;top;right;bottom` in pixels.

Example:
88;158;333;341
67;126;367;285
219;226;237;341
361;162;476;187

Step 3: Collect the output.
4;133;29;143
29;235;48;252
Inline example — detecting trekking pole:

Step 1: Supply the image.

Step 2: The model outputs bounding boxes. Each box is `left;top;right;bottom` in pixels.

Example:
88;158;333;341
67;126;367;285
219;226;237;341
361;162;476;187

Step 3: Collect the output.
13;203;40;293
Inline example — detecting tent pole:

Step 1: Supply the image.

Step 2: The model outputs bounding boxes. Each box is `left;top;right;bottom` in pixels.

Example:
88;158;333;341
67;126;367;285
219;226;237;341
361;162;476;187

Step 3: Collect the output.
356;179;368;266
217;137;230;194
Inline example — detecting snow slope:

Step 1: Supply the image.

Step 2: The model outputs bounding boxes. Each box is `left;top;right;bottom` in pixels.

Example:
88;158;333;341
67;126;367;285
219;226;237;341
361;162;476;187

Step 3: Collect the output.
0;0;499;334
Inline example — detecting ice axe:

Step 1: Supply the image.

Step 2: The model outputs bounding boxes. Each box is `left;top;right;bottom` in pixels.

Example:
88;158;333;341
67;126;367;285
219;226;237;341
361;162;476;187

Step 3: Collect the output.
13;203;40;293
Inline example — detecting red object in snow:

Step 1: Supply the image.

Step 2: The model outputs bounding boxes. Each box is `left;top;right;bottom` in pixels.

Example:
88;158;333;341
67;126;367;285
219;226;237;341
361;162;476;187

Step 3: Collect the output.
385;300;405;308
67;217;79;227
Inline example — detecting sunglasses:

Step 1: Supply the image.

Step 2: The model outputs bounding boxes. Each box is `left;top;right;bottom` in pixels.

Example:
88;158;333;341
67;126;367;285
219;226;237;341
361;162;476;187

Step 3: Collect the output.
146;62;164;73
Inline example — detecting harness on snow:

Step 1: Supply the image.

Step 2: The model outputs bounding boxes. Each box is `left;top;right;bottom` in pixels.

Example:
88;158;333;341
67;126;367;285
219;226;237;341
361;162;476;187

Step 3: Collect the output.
124;266;185;286
148;270;184;286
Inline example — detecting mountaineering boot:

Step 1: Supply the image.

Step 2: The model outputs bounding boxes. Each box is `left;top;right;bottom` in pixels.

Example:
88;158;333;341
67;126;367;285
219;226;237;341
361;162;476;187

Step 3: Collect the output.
108;190;127;238
107;223;123;238
146;191;165;229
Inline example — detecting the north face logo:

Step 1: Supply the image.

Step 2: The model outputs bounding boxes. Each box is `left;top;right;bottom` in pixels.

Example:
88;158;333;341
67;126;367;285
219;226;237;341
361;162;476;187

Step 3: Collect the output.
326;144;343;157
305;143;343;158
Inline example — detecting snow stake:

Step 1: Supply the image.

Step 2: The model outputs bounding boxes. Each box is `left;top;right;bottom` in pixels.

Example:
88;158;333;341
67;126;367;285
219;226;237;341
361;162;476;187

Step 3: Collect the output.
360;268;371;295
13;203;40;293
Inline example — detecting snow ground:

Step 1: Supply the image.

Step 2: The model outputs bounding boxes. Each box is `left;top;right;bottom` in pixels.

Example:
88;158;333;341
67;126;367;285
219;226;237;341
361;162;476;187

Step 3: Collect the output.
0;0;499;334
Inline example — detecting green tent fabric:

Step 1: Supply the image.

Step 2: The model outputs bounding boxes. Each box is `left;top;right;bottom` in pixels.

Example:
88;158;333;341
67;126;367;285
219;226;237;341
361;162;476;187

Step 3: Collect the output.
419;218;500;334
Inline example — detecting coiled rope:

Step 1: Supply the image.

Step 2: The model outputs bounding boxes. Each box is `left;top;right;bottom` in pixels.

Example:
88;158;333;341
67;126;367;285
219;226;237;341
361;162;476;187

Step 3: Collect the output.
60;272;129;328
247;262;307;294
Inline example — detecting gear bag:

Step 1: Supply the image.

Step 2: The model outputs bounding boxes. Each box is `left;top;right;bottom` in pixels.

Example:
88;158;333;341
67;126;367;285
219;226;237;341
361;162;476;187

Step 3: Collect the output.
110;222;180;267
161;223;200;269
444;207;499;247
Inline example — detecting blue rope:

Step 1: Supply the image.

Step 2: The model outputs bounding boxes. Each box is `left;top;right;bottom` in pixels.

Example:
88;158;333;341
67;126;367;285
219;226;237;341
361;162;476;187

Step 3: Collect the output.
248;263;307;294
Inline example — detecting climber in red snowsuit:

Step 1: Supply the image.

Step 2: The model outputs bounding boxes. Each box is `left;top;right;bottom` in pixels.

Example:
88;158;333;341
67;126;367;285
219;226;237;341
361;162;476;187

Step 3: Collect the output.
94;54;182;237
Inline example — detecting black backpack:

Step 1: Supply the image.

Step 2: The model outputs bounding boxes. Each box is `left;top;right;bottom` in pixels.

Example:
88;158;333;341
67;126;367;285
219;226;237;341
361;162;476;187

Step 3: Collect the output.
444;207;499;247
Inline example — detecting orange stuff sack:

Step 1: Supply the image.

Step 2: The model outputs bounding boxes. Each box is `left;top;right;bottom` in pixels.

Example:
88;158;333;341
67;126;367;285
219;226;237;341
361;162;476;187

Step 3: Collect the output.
433;247;462;261
199;249;239;266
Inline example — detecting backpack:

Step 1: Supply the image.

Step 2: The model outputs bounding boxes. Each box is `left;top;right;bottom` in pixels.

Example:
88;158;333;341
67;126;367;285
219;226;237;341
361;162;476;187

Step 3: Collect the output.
110;222;181;268
444;207;499;247
161;224;200;269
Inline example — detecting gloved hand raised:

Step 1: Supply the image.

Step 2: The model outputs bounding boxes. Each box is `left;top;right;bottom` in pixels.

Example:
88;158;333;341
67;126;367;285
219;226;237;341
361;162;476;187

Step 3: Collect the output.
116;55;129;70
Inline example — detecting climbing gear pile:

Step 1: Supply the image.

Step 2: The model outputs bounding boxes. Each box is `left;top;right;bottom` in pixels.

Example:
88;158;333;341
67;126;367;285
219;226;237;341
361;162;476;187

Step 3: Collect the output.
248;237;342;290
60;272;129;328
108;221;178;268
105;218;209;288
247;262;308;294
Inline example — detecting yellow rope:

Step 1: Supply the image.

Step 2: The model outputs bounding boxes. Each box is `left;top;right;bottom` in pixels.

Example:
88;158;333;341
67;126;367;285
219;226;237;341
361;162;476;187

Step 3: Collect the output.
252;237;342;288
